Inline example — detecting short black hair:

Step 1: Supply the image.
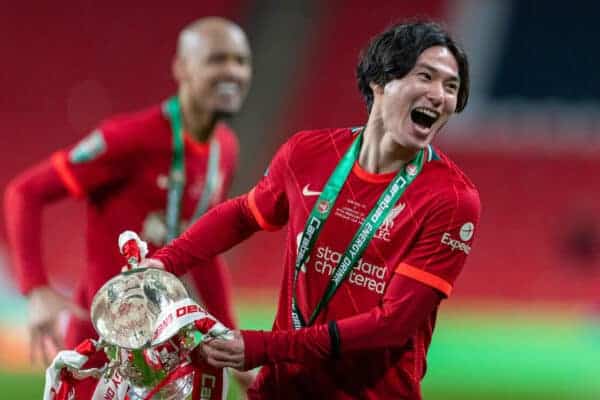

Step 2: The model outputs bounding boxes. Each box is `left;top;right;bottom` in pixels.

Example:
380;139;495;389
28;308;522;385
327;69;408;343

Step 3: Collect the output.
356;20;470;113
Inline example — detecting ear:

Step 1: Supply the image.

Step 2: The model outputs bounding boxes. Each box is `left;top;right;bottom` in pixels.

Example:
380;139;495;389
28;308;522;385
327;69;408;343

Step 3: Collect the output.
369;81;384;96
172;56;185;84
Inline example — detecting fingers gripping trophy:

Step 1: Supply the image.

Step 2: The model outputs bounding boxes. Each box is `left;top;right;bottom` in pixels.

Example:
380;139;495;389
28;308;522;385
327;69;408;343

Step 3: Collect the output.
43;231;234;400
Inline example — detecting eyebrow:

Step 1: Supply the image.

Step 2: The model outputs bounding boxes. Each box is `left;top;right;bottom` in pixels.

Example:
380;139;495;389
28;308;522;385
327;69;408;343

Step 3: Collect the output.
416;62;460;83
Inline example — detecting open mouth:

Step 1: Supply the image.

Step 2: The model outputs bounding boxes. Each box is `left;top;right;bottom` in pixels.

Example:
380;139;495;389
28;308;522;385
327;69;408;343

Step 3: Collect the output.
410;107;439;130
215;81;240;97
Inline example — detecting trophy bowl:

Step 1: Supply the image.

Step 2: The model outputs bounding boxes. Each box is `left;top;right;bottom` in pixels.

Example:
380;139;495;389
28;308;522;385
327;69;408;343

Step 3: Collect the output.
91;267;189;350
91;267;197;399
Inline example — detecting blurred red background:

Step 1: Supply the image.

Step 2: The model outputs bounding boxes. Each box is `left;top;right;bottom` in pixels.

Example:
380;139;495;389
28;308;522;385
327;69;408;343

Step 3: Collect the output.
2;0;599;308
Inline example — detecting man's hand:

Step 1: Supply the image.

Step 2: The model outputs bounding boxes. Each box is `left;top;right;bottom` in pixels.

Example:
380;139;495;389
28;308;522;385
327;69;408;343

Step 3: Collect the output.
28;286;87;366
133;257;165;271
200;330;246;370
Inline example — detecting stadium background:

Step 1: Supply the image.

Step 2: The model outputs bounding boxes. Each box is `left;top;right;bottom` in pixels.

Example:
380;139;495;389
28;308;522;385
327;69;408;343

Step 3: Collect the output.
1;0;600;398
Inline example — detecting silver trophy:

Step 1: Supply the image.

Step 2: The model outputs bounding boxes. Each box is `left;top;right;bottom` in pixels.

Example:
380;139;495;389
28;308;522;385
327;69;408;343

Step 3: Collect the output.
87;231;231;400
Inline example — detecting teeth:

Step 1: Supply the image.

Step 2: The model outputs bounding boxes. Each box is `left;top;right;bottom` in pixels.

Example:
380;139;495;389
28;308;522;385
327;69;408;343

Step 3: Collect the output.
414;107;439;119
216;82;238;95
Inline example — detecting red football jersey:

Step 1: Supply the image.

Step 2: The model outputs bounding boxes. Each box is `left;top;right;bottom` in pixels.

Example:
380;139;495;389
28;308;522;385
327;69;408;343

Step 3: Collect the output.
246;127;481;399
29;104;238;344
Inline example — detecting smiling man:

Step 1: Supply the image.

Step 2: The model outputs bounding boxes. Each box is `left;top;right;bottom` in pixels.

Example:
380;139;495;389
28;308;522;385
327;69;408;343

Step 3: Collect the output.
5;16;251;377
146;20;481;399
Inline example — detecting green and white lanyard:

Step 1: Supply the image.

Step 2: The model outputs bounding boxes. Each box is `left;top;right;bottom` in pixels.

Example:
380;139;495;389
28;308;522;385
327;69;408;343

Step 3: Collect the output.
291;130;424;329
163;96;221;243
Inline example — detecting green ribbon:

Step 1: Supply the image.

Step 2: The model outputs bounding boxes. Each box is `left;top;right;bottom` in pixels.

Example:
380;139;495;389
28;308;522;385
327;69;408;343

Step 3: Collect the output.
291;130;424;329
163;96;220;243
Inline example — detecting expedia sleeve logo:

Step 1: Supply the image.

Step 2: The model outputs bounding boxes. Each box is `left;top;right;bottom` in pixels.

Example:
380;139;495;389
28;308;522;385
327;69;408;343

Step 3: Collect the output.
440;222;474;254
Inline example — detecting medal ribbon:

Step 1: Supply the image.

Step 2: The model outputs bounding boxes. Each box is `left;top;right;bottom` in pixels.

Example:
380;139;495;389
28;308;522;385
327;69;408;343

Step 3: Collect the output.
291;130;424;329
163;96;220;243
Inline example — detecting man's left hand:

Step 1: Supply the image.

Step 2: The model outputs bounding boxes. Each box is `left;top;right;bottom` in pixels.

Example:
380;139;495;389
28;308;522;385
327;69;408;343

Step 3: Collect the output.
201;330;246;370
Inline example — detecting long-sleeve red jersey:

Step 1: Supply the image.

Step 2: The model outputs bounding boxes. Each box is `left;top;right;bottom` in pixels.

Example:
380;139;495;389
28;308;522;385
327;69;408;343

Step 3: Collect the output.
154;127;481;399
5;104;241;347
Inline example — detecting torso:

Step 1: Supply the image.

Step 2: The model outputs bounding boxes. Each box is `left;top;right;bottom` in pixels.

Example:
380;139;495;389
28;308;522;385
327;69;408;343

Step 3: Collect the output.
74;105;238;306
257;127;477;399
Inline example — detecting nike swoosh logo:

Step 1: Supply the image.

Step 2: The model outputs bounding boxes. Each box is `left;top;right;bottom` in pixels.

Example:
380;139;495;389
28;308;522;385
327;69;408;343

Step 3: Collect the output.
302;184;322;197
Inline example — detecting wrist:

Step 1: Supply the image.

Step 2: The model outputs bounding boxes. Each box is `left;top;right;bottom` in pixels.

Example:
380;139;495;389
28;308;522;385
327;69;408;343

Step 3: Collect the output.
240;330;270;369
27;285;52;298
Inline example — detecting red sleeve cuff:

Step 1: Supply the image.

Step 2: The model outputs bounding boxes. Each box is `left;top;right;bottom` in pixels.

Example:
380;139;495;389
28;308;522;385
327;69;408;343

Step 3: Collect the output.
20;277;50;296
241;325;331;369
240;330;269;370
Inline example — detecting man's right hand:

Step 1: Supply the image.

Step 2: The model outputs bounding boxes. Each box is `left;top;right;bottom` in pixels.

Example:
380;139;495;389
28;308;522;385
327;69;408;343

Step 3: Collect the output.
28;286;87;366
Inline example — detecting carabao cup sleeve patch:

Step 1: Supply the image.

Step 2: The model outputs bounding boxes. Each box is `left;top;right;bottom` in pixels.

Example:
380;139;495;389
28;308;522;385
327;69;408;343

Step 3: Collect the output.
69;129;107;164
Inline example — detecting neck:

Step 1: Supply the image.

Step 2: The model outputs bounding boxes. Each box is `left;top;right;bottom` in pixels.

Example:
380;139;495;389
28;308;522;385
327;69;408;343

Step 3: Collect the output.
358;115;418;174
179;96;217;143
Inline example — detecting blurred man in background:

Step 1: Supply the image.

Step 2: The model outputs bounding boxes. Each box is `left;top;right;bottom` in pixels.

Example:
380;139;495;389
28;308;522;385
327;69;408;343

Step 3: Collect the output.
146;20;481;399
4;16;253;392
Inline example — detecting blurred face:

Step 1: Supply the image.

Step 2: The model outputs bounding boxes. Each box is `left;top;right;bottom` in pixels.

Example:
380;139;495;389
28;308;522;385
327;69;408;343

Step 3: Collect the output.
374;46;460;151
174;25;252;117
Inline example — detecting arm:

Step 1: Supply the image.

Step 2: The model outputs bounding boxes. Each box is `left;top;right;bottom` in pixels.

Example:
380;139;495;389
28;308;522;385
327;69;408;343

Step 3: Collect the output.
4;159;69;294
6;125;134;292
201;275;440;370
201;185;481;370
4;158;88;364
152;194;262;276
5;126;133;363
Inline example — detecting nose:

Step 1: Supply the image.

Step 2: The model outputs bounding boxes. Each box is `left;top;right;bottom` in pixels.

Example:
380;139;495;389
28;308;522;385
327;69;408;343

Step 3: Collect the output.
223;57;251;81
426;82;444;108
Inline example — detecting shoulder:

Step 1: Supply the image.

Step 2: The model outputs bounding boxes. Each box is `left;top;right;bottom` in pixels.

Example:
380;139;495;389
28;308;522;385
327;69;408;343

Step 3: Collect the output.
287;126;357;147
284;126;358;159
98;104;169;149
425;146;481;215
100;104;165;132
265;126;360;174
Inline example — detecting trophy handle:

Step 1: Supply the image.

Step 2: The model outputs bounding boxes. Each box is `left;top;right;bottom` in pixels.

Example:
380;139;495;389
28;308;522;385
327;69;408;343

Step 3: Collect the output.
118;230;149;270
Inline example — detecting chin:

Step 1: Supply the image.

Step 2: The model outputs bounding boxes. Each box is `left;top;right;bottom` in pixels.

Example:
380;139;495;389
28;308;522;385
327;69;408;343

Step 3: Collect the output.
412;130;438;149
213;109;236;121
214;99;242;114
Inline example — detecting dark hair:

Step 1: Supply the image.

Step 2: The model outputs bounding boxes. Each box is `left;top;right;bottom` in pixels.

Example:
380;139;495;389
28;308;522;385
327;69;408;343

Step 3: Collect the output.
356;20;470;113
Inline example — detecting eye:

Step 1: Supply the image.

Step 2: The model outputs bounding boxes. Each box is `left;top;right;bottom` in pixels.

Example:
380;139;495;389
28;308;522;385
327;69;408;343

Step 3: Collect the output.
208;53;228;64
445;82;459;94
236;55;250;66
418;72;432;81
